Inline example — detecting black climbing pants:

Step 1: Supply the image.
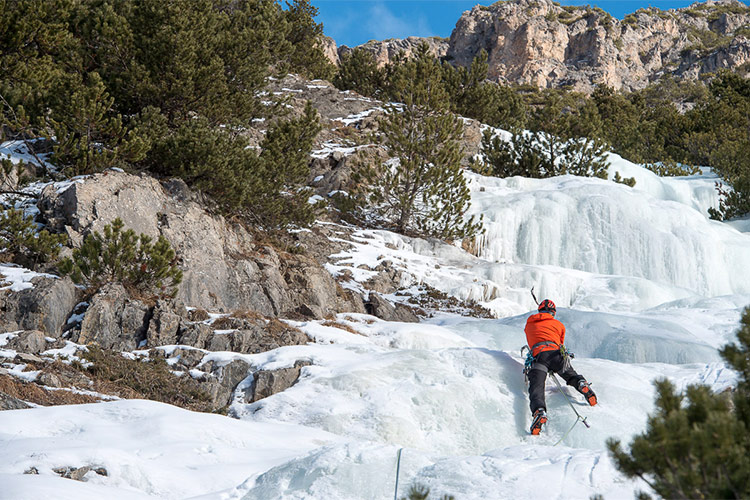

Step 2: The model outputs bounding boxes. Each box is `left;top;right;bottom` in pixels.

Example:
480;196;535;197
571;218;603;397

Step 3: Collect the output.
528;349;585;414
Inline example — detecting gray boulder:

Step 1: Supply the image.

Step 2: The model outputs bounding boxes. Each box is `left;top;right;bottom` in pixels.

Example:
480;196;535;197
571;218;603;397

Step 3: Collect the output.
177;323;213;349
205;318;310;354
249;360;311;403
76;284;150;350
0;277;78;336
146;300;187;347
165;347;206;370
200;359;252;409
365;292;419;323
4;330;48;354
53;466;108;481
0;391;30;411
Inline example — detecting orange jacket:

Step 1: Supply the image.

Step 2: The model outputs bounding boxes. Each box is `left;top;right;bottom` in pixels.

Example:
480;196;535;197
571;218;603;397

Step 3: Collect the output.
525;312;566;356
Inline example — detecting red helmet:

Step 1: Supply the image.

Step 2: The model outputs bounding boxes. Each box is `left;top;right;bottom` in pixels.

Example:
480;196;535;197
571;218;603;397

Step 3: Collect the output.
538;299;556;315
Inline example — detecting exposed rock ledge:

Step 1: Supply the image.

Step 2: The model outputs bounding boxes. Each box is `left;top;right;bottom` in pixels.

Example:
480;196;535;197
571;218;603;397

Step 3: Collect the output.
38;170;365;319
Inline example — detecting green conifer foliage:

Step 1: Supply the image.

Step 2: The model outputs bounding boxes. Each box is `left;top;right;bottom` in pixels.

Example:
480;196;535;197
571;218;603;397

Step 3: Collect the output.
476;127;610;180
49;73;150;175
0;208;67;267
1;0;331;229
149;101;321;228
59;218;182;298
613;171;637;187
558;137;609;178
369;44;482;241
441;50;527;130
283;0;336;81
401;484;455;500
690;72;750;220
476;128;550;178
608;307;750;499
256;101;323;227
721;308;750;428
334;48;385;98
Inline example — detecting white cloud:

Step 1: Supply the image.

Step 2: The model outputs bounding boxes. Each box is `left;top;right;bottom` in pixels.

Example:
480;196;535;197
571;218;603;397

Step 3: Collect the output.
365;2;434;41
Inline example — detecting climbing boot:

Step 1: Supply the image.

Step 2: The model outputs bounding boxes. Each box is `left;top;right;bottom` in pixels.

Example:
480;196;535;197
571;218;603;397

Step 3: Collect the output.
530;409;548;435
578;380;597;406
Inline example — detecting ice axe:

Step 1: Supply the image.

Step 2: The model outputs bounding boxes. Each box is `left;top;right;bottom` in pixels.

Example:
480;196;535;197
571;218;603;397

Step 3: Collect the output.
530;286;539;306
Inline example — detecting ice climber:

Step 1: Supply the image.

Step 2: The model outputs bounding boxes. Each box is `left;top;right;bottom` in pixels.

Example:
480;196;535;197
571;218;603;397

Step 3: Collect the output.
525;299;597;435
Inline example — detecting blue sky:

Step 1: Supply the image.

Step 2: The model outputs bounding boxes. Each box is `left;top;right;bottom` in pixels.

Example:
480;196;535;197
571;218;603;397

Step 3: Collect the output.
314;1;731;47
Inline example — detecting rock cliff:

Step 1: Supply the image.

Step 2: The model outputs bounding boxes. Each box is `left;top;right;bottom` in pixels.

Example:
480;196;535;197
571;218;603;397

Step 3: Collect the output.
337;0;750;92
448;0;750;91
338;36;449;67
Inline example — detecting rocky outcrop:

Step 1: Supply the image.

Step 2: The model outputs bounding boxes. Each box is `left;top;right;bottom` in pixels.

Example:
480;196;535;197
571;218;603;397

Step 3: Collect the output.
0;277;78;336
66;282;314;354
203;318;310;354
199;358;253;408
321;36;339;65
146;300;186;347
75;284;150;351
365;292;419;323
3;330;48;354
445;0;750;92
53;465;108;481
38;171;365;319
248;360;311;402
0;390;30;410
338;36;449;67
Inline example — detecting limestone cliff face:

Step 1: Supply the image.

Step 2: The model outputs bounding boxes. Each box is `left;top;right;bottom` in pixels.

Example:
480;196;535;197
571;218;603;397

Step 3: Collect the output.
337;0;750;92
337;36;449;67
448;0;750;91
321;36;340;65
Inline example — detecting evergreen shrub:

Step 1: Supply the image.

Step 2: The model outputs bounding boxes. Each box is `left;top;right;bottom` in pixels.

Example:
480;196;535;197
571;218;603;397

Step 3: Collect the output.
608;307;750;499
59;218;182;298
0;208;67;267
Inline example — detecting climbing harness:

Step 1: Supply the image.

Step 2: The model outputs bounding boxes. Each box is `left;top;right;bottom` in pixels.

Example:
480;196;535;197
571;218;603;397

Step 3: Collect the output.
520;345;534;381
393;448;403;500
521;345;590;445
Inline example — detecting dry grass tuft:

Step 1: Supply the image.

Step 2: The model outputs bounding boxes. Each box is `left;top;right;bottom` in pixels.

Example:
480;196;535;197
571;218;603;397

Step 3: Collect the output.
321;320;363;336
210;316;241;330
188;308;210;322
0;374;100;406
231;309;265;320
80;346;214;412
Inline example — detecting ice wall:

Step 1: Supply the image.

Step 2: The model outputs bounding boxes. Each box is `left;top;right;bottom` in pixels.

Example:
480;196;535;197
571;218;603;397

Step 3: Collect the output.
466;164;749;299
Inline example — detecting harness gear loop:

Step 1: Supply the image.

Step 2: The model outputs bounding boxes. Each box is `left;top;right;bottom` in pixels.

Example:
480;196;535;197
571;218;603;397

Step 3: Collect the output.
521;345;540;381
530;340;559;356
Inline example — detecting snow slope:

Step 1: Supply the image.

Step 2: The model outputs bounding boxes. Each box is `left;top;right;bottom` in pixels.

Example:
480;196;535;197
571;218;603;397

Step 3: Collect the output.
1;153;747;499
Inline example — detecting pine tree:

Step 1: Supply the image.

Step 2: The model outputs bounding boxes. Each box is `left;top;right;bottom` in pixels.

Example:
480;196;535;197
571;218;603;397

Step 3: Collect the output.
441;50;527;130
0;208;67;268
369;43;482;241
255;100;323;228
476;128;550;179
607;307;750;499
401;484;455;500
334;48;384;98
49;72;150;176
558;137;609;179
283;0;336;81
59;218;182;298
